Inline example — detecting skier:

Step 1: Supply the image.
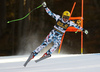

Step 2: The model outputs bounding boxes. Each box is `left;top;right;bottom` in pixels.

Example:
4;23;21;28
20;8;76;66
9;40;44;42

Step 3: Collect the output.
25;2;88;63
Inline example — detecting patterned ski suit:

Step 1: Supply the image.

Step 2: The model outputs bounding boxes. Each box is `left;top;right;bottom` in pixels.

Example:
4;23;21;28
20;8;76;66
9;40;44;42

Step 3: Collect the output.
33;7;84;56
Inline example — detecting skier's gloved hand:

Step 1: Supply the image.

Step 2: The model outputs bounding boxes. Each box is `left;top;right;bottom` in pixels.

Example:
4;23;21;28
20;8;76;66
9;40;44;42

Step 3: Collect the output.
42;2;47;8
84;30;88;35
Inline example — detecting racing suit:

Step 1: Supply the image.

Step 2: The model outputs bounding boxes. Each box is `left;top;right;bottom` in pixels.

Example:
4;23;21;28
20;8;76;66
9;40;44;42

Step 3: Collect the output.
33;7;84;56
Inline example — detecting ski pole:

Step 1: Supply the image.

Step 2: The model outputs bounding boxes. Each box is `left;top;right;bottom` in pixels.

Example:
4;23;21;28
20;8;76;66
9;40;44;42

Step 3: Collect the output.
7;4;43;23
75;30;83;33
75;30;78;33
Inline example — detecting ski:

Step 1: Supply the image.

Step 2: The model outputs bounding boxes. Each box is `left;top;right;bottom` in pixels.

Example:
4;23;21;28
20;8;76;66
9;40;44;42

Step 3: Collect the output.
24;52;34;67
35;55;51;63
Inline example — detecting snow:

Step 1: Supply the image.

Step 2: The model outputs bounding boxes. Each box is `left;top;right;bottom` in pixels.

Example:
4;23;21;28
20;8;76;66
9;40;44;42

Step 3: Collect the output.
0;54;100;72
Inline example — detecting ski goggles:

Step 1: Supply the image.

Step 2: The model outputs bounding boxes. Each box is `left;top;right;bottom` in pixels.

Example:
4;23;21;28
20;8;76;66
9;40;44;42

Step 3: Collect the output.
63;16;69;19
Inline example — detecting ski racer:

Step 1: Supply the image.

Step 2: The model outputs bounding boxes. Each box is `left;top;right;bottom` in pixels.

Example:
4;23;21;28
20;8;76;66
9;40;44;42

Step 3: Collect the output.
27;2;88;60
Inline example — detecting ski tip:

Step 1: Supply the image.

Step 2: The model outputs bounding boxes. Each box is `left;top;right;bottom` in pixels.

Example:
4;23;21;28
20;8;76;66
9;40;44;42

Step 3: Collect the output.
23;64;26;67
23;63;28;67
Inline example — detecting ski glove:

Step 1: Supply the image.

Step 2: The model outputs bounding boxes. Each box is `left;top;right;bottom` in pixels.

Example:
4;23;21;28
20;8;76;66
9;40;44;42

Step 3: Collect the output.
42;2;47;7
84;30;88;35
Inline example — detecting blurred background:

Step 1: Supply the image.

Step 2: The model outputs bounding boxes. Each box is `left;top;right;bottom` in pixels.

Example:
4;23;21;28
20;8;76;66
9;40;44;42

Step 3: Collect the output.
0;0;100;56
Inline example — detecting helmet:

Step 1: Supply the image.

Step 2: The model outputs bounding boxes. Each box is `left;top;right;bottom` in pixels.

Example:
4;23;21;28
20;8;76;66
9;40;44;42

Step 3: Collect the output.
62;11;70;19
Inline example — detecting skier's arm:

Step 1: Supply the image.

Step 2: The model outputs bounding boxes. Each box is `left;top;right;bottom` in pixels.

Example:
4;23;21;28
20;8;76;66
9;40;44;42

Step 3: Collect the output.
70;21;88;34
42;2;60;21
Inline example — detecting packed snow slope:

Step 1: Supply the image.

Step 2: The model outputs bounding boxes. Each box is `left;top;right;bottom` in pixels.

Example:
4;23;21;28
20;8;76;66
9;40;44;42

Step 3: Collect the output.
0;53;100;72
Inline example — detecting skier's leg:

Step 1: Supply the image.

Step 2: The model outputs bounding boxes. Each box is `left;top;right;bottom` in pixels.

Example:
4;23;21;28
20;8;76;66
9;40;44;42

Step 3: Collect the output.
32;30;53;57
32;39;52;56
48;42;60;54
